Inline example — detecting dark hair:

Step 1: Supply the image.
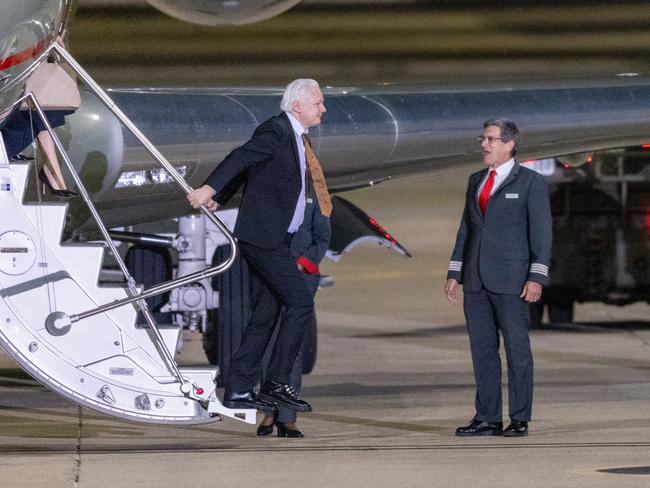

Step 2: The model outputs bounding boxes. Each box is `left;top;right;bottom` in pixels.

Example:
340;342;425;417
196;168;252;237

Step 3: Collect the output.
484;118;519;156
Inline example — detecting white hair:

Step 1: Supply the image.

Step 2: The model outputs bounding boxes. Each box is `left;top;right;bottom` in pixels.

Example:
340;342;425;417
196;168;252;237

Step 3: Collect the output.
280;79;320;112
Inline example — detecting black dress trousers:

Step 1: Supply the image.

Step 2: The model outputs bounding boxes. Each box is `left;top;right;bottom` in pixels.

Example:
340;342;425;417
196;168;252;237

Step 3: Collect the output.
226;235;314;394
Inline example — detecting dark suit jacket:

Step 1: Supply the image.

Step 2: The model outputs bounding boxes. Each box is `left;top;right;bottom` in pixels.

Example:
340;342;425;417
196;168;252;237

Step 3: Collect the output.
203;112;303;249
291;186;331;292
447;162;552;294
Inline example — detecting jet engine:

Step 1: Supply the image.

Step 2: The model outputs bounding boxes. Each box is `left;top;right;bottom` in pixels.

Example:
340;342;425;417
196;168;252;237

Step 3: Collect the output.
145;0;302;26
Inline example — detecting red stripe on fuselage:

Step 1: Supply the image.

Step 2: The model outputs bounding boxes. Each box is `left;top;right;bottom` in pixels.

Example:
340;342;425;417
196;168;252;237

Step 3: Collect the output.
0;37;52;70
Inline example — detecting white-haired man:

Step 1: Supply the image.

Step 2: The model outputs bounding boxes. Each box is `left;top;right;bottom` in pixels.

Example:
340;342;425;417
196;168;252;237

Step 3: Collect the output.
188;79;330;414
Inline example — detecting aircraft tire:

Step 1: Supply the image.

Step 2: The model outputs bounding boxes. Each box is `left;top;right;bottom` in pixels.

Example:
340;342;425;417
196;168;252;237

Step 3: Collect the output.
203;311;220;365
125;245;173;325
208;244;251;386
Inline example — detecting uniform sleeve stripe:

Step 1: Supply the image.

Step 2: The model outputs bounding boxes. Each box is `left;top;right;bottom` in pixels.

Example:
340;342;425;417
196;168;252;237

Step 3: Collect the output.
529;263;549;276
448;261;462;271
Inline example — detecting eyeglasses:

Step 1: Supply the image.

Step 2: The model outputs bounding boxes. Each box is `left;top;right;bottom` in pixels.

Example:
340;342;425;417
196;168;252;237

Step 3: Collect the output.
476;136;503;144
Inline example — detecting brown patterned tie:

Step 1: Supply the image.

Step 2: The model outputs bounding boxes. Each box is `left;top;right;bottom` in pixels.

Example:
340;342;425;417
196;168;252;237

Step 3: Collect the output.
302;134;332;217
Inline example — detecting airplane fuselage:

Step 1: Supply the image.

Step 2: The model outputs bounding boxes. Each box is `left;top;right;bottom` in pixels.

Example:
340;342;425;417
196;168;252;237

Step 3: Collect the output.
57;79;650;235
3;1;650;241
0;0;69;115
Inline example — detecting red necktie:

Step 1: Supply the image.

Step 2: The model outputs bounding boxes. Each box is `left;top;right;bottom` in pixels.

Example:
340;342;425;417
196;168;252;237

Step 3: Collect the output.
478;170;496;215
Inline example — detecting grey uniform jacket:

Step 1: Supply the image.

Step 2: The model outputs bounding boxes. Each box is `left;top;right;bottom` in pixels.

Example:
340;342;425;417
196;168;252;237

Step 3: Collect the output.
447;163;552;294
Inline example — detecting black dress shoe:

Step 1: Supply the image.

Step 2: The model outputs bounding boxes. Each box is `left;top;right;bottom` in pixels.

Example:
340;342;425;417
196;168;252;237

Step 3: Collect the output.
38;168;78;197
259;381;312;412
223;390;277;412
504;421;528;437
257;412;278;436
256;422;275;436
10;153;34;162
276;422;304;438
455;420;503;436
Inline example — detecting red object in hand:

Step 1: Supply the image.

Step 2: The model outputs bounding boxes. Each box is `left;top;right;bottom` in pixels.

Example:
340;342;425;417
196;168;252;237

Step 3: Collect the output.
296;256;319;274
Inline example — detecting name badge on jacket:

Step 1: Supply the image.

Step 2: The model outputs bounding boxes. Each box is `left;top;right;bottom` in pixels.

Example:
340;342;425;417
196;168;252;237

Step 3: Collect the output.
307;197;313;204
505;193;519;199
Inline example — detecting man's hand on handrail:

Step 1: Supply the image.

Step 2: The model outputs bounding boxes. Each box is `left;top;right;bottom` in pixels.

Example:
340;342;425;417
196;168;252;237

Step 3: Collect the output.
187;185;220;211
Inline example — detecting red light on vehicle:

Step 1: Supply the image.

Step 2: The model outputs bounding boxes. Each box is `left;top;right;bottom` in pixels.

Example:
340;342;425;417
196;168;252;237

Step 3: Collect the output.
646;214;650;232
642;144;650;149
563;163;570;169
586;156;593;163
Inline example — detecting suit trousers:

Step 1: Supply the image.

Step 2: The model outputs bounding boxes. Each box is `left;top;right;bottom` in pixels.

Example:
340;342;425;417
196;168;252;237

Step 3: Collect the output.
227;236;314;393
463;287;533;422
261;276;319;423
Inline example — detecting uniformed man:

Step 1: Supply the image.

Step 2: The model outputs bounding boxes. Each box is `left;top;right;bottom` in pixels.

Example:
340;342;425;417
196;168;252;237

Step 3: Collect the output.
444;118;552;437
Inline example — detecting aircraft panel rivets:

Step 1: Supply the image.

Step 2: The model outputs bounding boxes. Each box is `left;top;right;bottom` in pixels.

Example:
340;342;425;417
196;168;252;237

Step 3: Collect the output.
155;399;165;409
28;341;38;352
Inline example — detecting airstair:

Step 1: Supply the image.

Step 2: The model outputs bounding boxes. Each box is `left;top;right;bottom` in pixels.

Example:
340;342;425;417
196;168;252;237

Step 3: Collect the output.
0;44;255;425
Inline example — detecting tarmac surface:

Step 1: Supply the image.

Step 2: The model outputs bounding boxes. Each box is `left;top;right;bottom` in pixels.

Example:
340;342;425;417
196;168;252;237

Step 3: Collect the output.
1;171;650;487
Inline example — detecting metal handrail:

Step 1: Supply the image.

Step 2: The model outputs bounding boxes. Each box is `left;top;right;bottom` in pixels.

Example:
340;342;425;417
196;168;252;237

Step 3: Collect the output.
23;91;185;385
12;43;238;390
49;43;237;255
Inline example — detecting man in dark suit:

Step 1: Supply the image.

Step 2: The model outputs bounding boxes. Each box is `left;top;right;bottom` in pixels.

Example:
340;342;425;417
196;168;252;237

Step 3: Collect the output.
257;184;331;437
187;79;329;413
444;118;552;437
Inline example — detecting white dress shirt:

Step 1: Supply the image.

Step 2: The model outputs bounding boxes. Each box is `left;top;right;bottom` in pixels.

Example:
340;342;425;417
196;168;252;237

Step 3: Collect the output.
286;112;308;233
477;158;515;198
